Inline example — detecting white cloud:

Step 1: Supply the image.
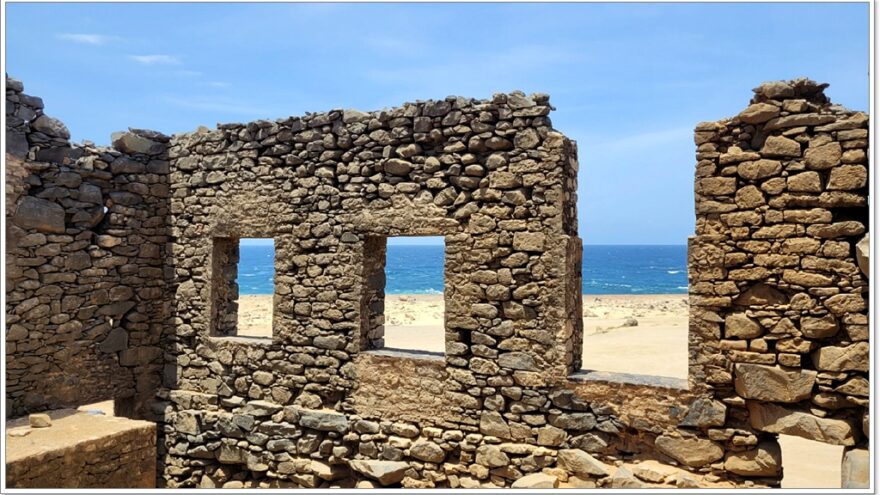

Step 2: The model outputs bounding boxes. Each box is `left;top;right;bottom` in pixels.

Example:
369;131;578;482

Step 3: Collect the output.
57;33;115;45
129;54;181;65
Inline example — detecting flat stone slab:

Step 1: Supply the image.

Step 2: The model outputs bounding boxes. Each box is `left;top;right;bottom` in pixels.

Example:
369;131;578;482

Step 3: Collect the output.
571;370;689;390
6;409;154;463
6;409;156;488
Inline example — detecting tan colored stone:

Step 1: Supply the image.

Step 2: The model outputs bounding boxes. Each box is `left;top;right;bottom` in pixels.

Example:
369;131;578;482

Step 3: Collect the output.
800;314;839;338
697;177;737;196
556;449;611;477
841;449;869;488
738;159;782;180
733;363;816;403
804;142;842;170
738;103;780;124
28;414;52;428
856;234;869;277
782;269;833;287
812;342;868;372
764;113;835;131
747;401;857;446
631;460;683;483
734;185;765;208
787;171;822;192
719;147;761;164
348;460;409;486
723;441;782;477
783;208;832;224
761;135;801;157
655;435;724;467
511;473;558;488
827;165;867;190
823;293;867;314
724;313;762;339
807;221;865;239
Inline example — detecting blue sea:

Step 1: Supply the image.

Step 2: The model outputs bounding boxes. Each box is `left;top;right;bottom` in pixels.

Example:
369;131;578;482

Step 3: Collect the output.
237;244;688;295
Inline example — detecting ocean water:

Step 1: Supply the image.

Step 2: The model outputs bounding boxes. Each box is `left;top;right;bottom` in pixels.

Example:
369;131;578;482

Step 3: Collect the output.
237;244;688;295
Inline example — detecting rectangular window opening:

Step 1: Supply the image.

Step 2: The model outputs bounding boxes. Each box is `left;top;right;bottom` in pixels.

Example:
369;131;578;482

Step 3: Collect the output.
362;236;445;356
578;245;689;380
212;237;275;339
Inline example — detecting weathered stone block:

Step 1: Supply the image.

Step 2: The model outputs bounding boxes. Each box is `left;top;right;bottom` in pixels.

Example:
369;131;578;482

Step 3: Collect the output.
747;401;858;445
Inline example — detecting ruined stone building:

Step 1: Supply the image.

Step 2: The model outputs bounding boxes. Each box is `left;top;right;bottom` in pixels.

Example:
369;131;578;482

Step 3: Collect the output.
4;75;870;488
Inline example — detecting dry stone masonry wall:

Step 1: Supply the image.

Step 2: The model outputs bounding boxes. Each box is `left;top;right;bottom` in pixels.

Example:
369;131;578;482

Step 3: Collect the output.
5;75;170;419
690;78;870;486
4;75;870;489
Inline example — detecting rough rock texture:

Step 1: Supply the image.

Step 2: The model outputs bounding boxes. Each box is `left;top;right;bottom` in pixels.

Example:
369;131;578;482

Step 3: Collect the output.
841;448;869;488
4;75;868;489
5;76;170;420
690;77;869;481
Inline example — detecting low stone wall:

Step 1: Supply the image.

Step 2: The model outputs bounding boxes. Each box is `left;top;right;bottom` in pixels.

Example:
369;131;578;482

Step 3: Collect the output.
5;410;157;488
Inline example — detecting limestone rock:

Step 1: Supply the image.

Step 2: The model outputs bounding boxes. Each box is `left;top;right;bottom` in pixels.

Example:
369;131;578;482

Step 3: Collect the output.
723;441;782;477
812;342;868;372
610;466;646;488
348;460;409;486
475;445;509;468
111;131;164;155
761;135;801;157
537;425;566;446
738;103;780;124
28;413;51;428
823;293;867;315
733;363;816;403
631;460;683;483
511;472;558;488
724;313;762;339
804;142;842;170
734;283;788;306
841;448;869;488
409;441;445;463
655;435;724;467
556;449;611;477
738;159;781;180
512;232;545;252
827;165;867;190
754;81;794;100
13;197;66;233
800;314;839;339
747;401;857;446
855;235;869;277
479;411;510;438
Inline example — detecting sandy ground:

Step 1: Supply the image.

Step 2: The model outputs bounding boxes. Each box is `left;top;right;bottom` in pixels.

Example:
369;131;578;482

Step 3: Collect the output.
236;293;841;488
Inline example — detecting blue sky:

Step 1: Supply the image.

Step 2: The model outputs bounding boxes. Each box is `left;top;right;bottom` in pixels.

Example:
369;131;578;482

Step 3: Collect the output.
5;3;869;245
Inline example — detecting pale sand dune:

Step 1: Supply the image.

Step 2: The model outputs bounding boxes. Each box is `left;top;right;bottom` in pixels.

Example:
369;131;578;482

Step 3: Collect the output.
237;293;841;488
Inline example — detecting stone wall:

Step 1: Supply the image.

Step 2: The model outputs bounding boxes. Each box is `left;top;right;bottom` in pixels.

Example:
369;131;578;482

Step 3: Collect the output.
5;76;170;419
3;76;869;489
689;78;870;485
